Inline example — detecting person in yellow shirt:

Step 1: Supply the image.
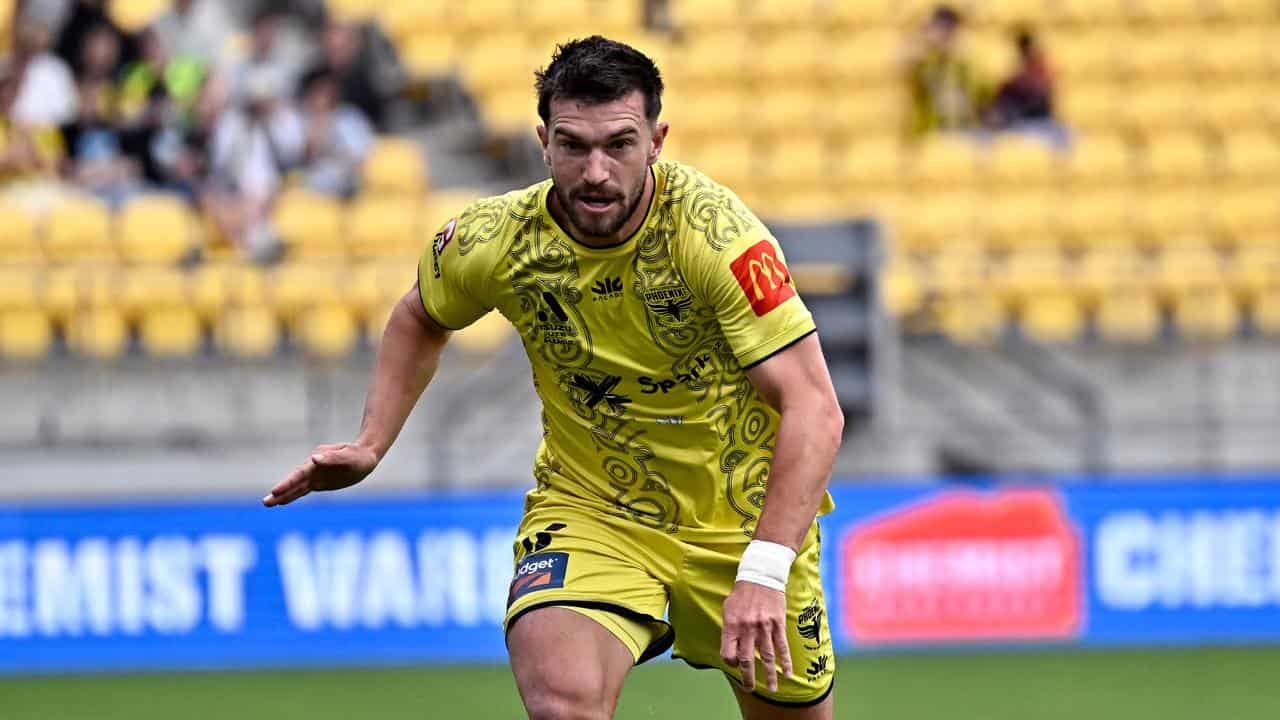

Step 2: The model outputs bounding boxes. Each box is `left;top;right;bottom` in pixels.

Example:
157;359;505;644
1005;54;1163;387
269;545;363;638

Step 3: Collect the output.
264;36;844;719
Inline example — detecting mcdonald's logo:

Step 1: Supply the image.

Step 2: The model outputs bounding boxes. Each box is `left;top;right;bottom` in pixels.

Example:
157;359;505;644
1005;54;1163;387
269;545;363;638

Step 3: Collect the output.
730;239;796;316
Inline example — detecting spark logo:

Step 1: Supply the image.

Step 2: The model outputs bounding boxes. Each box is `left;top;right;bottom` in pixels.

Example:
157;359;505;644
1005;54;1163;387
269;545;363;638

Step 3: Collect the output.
841;490;1082;644
730;240;795;316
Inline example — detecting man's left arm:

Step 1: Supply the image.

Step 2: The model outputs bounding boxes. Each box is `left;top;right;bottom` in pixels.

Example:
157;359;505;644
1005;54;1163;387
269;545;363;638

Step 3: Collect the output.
719;332;843;692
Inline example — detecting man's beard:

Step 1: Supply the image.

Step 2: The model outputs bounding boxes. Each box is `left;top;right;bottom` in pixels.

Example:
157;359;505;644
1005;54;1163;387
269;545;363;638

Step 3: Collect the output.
556;180;646;240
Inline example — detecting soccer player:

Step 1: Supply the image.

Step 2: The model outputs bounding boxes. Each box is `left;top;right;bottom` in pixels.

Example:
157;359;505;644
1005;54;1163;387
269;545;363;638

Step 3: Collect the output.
263;36;844;720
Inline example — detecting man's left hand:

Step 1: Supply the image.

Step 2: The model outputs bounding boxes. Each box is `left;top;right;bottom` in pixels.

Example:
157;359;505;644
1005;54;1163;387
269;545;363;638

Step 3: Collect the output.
720;580;793;693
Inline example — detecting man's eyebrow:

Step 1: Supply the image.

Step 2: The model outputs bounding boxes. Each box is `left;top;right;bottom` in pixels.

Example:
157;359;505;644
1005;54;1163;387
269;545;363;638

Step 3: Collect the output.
551;127;640;143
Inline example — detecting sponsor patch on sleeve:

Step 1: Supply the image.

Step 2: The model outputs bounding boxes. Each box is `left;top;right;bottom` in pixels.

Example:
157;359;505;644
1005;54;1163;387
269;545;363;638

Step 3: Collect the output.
729;239;796;316
507;551;569;606
430;218;457;279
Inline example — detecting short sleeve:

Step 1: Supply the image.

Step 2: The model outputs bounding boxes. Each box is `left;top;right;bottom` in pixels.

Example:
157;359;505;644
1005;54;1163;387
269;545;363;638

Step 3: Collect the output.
417;215;492;330
689;230;816;369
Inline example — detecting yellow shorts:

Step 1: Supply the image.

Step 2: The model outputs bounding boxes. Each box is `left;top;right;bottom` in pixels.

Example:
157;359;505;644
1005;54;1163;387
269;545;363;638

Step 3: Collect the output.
503;497;835;707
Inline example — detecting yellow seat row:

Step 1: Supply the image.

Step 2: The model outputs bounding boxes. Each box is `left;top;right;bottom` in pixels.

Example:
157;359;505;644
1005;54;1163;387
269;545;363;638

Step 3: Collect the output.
0;195;198;266
0;261;513;360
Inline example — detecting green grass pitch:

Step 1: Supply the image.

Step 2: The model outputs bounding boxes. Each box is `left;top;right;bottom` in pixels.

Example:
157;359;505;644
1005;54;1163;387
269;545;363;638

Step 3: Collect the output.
3;647;1279;719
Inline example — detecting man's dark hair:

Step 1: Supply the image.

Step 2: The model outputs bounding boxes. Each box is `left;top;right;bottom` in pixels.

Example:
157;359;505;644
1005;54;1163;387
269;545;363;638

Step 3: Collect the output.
931;4;962;28
534;36;663;125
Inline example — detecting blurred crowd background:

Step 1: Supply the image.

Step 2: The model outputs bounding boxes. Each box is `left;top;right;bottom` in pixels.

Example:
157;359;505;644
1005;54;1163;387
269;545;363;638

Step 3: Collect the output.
1;0;1279;495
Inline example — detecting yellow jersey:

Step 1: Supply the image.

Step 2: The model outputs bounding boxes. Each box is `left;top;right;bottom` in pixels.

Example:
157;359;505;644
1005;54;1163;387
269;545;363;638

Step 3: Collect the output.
418;160;832;540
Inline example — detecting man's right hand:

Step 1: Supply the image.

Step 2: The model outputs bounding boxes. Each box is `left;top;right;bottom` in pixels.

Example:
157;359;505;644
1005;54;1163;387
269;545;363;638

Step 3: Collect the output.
262;443;379;507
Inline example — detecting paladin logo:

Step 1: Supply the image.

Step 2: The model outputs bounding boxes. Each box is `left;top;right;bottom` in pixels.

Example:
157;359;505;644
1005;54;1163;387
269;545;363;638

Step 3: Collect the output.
567;373;631;414
591;276;624;300
806;654;832;679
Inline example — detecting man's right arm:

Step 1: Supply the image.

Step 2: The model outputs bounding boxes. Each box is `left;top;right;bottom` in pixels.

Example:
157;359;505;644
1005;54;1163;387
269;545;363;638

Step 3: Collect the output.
262;284;449;507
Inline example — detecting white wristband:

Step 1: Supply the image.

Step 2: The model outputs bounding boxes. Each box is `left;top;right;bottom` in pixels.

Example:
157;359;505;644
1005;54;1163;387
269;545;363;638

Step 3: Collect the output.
735;540;797;593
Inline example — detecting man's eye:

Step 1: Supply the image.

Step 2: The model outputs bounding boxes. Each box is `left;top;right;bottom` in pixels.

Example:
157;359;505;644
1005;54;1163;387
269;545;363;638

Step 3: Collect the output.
610;140;633;150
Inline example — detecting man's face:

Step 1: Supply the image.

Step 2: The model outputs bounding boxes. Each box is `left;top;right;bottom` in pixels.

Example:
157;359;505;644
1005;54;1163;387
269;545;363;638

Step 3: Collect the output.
538;90;666;241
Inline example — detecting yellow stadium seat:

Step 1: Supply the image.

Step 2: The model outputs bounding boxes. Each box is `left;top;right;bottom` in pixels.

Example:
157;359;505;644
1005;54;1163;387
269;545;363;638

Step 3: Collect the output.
1131;0;1211;22
1119;85;1200;137
459;32;536;98
881;263;924;318
139;307;203;357
971;0;1051;26
346;262;395;318
1059;85;1123;133
189;262;232;321
1202;86;1268;135
749;30;824;84
0;309;52;359
0;203;41;263
905;137;980;188
1097;290;1162;343
1122;30;1196;81
1153;242;1224;298
452;0;522;32
827;30;902;83
1063;135;1133;187
742;0;814;26
1174;287;1239;341
663;88;747;140
1212;0;1278;22
271;264;345;323
422;188;487;231
1134;191;1208;246
1053;0;1136;23
837;138;903;191
937;292;1005;344
1052;32;1125;82
1223;133;1280;182
749;89;822;139
582;0;645;30
378;1;448;42
686;138;755;190
45;197;114;264
1142;133;1214;186
216;306;280;358
296;304;359;357
821;88;903;138
669;0;742;30
1197;27;1270;80
0;268;39;314
109;0;168;31
900;191;980;252
347;197;424;259
759;138;828;190
482;90;540;137
821;0;895;25
68;306;129;359
1073;248;1149;298
1209;189;1276;244
1224;244;1280;299
273;189;345;259
1021;293;1086;344
991;249;1067;303
525;0;590;30
117;195;196;265
401;33;457;78
757;192;850;224
665;31;750;88
981;192;1057;249
40;265;80;324
362;137;430;197
985;137;1060;187
1060;190;1136;242
117;267;189;321
452;309;514;353
1255;290;1280;337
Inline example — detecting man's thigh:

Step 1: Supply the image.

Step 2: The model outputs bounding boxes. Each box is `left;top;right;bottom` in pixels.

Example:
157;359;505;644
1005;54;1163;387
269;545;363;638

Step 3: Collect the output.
668;524;836;708
508;606;635;720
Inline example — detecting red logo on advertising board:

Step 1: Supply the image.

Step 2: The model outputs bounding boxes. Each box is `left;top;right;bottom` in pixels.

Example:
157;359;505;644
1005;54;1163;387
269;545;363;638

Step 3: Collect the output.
729;240;795;316
841;490;1082;644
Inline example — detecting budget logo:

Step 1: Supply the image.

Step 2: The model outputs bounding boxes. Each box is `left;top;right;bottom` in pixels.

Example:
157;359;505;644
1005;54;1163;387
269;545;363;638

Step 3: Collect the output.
841;490;1082;644
729;240;795;316
507;551;569;606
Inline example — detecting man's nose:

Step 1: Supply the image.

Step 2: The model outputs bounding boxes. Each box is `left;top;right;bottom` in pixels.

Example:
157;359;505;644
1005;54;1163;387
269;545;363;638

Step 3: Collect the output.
583;149;610;186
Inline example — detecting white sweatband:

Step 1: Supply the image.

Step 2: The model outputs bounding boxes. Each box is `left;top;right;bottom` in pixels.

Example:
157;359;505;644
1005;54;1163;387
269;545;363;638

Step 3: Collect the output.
735;540;797;592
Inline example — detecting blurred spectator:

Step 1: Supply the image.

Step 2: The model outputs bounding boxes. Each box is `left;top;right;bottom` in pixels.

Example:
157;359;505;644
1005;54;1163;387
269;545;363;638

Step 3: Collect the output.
297;67;372;198
205;67;303;262
149;0;234;68
116;27;205;127
9;16;77;126
54;0;136;78
983;29;1056;130
229;6;308;105
137;73;226;203
60;77;139;207
0;63;71;209
308;17;404;131
75;21;121;85
903;5;983;140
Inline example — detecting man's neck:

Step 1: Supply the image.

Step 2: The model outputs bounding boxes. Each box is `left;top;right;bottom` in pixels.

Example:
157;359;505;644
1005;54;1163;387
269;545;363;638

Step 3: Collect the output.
551;167;654;249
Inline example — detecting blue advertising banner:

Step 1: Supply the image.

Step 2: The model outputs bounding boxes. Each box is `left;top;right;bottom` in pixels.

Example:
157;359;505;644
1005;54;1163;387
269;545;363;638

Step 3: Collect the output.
5;480;1280;673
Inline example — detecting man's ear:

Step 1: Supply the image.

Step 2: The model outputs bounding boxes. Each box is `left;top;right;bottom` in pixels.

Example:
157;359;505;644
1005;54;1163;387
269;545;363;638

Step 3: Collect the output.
650;122;669;164
537;124;551;166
